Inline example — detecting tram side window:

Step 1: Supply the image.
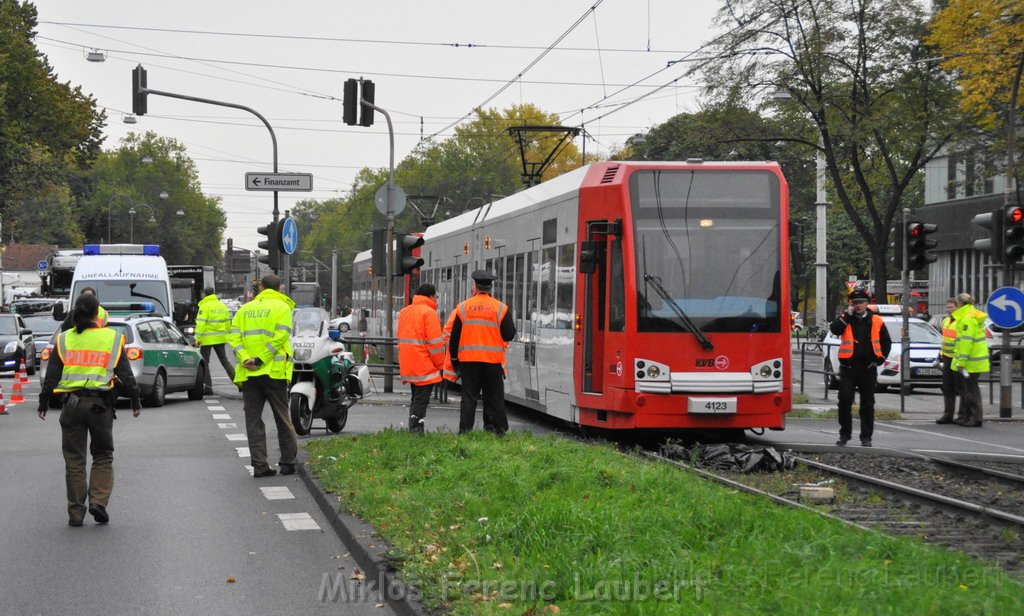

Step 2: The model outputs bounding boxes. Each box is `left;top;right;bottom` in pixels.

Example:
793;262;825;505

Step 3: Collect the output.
514;253;525;329
558;243;575;329
526;250;537;323
609;239;625;332
539;247;557;328
493;257;504;301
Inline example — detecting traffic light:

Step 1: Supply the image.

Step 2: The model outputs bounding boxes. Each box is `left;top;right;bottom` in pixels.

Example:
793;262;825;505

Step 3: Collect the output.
395;233;425;275
972;207;1004;263
1004;204;1024;262
360;80;375;127
132;64;148;116
906;222;938;271
257;220;280;272
343;79;358;126
890;224;903;271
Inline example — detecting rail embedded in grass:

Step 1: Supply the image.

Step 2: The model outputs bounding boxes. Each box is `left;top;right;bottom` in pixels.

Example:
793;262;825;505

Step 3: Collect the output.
305;431;1023;615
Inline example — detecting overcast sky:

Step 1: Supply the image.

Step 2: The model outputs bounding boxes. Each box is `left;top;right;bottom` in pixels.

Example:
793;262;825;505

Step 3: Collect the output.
34;1;721;252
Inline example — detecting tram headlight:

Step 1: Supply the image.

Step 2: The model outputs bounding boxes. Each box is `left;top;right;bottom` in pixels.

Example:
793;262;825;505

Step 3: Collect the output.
759;365;773;378
646;365;661;379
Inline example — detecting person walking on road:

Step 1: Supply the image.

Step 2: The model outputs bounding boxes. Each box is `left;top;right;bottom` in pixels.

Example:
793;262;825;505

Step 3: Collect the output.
228;274;297;477
829;288;892;447
449;270;516;435
936;298;962;424
195;287;236;394
59;286;97;332
950;293;989;427
397;284;445;434
38;294;142;527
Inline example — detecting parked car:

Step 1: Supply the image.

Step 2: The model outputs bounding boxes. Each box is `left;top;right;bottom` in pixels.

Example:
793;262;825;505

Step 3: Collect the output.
40;315;205;407
7;297;68;316
21;313;63;363
329;313;354;333
0;314;36;374
822;310;943;393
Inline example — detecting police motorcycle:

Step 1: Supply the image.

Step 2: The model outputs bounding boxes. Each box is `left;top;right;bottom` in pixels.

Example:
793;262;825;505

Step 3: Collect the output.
289;307;370;435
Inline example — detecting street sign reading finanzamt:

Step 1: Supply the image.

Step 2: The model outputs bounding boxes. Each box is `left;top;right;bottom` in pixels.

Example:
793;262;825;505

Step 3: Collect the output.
245;172;313;191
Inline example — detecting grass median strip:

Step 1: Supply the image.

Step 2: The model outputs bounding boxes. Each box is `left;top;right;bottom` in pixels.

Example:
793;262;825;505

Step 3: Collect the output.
306;430;1022;615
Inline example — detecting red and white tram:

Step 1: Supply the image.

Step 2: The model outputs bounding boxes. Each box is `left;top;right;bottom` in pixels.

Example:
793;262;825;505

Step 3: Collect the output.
352;160;792;432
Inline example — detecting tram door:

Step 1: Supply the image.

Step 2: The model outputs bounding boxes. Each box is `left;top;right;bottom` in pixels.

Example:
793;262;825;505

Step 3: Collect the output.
580;232;608;394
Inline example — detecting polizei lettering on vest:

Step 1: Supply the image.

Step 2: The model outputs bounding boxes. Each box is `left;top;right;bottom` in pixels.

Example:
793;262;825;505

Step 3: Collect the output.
243;309;272;319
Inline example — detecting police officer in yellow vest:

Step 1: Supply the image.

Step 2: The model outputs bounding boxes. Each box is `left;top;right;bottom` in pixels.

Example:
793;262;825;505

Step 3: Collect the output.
936;297;962;424
950;292;989;427
37;294;142;527
228;274;297;477
828;288;892;447
195;287;236;395
449;270;516;434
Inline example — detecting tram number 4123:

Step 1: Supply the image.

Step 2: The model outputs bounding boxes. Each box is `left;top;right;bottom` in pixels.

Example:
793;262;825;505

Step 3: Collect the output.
688;397;738;414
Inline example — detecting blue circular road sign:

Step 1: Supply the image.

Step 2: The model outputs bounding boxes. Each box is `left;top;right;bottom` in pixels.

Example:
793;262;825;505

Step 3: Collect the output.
986;286;1024;328
36;260;49;271
279;217;298;255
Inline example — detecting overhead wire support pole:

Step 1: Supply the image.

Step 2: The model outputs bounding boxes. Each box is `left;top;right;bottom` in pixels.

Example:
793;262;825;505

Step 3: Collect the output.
901;207;910;417
360;89;397;393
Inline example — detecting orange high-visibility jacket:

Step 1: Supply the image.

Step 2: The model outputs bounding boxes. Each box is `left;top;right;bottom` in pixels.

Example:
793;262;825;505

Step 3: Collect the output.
838;314;885;360
441;310;459;382
455;293;509;364
397;295;445;385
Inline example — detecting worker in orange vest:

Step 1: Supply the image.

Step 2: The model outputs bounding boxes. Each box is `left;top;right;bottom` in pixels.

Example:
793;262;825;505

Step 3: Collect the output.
828;288;892;447
397;284;445;434
449;270;516;434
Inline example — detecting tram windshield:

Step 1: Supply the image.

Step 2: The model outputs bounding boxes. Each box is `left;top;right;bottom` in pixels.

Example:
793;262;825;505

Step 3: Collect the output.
630;169;783;333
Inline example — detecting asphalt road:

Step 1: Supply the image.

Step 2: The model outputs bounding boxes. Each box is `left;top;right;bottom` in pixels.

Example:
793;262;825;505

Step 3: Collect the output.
0;366;392;616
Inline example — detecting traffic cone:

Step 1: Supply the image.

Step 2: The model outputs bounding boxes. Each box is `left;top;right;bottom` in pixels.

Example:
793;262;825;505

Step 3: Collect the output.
0;382;7;415
10;378;24;404
17;358;29;384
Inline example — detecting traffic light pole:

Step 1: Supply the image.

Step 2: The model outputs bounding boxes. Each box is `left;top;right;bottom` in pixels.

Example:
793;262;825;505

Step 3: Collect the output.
900;208;910;416
361;94;396;393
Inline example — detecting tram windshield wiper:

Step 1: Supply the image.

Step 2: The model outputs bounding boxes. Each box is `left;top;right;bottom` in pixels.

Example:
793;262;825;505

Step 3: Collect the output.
644;274;713;350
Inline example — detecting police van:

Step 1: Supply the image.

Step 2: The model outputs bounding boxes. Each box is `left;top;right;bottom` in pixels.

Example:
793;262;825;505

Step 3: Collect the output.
55;244;173;320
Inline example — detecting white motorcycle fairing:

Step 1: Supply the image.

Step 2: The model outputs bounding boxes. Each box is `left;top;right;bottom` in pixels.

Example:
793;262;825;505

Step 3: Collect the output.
290;380;317;408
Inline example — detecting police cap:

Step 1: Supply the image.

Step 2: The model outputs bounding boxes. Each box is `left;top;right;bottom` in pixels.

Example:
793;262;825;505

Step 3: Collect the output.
849;288;870;303
471;270;496;287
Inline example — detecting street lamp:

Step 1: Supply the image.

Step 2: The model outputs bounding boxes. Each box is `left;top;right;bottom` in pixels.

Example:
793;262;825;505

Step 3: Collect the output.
128;204;157;243
107;194;134;243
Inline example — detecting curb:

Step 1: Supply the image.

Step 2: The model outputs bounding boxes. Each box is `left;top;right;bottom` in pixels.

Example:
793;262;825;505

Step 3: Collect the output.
297;450;431;616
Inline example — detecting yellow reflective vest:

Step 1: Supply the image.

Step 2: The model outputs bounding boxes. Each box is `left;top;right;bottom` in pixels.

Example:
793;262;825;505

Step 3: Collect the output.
195;294;232;346
54;326;124;393
228;288;295;383
940;315;957;358
950;304;990;374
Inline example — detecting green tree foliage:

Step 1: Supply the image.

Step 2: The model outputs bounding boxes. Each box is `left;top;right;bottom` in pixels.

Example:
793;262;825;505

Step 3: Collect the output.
618;103;818;317
81;132;226;264
696;0;966;311
299;104;590;302
0;0;104;239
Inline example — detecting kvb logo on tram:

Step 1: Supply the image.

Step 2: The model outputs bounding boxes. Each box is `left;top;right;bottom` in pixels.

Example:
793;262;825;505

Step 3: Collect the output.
714;356;729;370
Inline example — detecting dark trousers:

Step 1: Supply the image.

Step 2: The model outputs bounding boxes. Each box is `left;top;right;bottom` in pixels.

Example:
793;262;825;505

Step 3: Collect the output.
458;362;508;434
959;372;983;425
59;396;115;522
200;343;236;388
939;356;961;420
837;361;877;441
241;375;298;472
409;383;433;434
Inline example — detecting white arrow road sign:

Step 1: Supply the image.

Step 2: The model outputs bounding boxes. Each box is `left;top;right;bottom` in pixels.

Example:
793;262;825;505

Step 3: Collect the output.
245;172;313;191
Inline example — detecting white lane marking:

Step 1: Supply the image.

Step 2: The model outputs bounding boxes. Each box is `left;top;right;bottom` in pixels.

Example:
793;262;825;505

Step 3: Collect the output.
235;447;250;458
217;422;237;429
244;465;255;476
212;413;231;420
205;399;220;404
878;421;1024;453
208;405;226;411
226;433;247;441
277;513;320;531
260;487;295;500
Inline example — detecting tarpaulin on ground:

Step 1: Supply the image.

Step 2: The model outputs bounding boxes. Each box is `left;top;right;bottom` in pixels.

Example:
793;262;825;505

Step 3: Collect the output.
660;443;796;473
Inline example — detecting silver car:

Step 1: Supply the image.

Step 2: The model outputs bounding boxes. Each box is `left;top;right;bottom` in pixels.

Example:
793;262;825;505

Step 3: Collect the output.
40;316;206;407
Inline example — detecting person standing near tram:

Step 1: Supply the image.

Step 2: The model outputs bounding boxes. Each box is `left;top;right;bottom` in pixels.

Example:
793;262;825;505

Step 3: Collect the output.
936;297;962;424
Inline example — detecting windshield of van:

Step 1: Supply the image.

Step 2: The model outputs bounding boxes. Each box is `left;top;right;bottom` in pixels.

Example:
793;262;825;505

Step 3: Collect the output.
71;281;169;316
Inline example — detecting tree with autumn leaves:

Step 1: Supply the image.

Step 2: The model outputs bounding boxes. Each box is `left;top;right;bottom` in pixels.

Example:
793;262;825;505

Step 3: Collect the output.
928;0;1024;204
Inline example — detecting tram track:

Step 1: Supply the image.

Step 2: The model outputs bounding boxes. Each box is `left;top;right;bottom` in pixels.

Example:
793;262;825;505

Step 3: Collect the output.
647;448;1024;576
